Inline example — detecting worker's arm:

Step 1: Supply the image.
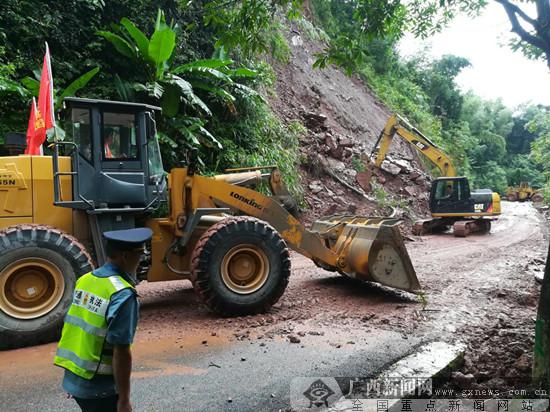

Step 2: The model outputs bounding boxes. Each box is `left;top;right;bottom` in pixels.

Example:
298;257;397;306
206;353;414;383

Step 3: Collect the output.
113;344;133;412
105;289;139;412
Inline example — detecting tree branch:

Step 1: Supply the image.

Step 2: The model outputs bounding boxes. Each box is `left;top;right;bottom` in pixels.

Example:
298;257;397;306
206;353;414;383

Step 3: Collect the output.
536;0;550;30
495;0;548;50
496;0;538;27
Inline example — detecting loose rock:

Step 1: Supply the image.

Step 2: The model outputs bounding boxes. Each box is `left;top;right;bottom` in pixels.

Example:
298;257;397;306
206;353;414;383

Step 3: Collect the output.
289;335;301;344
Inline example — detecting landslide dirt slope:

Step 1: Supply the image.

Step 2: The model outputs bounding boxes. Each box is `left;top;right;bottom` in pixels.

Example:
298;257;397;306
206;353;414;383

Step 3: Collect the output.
267;20;431;225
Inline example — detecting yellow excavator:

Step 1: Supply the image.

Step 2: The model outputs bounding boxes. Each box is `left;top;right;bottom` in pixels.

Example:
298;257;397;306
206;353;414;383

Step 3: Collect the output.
371;114;501;237
0;98;420;349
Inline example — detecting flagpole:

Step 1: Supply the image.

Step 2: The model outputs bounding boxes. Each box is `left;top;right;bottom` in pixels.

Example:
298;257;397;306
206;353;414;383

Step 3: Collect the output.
45;42;57;148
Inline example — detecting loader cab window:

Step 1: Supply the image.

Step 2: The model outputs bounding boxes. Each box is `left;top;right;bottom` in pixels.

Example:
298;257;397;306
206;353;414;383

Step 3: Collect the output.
147;136;164;182
66;108;92;163
101;112;139;160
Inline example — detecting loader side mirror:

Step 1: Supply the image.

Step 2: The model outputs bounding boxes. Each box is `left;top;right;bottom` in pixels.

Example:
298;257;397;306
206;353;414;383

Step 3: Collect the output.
146;112;157;141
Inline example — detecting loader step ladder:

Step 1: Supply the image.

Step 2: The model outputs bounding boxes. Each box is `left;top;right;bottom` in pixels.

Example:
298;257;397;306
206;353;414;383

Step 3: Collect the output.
51;141;95;209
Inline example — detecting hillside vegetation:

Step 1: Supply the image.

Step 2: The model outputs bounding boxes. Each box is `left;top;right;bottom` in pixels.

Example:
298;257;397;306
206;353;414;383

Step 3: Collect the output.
311;0;549;197
1;0;548;202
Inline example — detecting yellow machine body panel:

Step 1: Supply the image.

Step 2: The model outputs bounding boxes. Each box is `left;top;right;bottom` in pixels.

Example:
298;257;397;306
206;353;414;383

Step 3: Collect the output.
146;218;192;282
158;168;421;293
0;156;73;234
0;156;33;217
492;193;501;214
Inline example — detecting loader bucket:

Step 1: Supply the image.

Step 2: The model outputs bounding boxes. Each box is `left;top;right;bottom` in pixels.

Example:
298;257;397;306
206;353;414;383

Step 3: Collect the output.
311;216;421;293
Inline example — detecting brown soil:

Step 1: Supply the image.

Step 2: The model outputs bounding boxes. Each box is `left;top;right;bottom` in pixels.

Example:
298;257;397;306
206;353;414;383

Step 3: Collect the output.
406;202;548;394
266;21;431;228
134;203;548;392
0;203;546;400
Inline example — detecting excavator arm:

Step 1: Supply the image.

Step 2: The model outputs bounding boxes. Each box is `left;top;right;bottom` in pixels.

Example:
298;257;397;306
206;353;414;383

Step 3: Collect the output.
372;114;457;177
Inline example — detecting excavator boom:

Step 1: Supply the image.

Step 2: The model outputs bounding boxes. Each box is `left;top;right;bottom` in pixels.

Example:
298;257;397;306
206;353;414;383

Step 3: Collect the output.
373;114;457;177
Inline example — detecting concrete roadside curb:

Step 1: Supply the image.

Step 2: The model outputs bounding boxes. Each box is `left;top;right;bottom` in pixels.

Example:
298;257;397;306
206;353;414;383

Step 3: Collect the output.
329;341;466;412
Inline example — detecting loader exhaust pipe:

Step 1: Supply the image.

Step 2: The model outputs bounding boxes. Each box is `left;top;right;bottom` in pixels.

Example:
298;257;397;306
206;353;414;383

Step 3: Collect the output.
311;216;421;293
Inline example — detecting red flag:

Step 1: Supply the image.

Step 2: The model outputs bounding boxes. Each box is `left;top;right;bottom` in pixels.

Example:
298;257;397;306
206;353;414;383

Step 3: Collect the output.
24;98;46;155
30;42;55;155
24;99;36;155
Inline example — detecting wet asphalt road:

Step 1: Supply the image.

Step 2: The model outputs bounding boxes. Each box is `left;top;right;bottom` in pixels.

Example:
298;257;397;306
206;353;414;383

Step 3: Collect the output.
0;329;421;412
1;202;545;412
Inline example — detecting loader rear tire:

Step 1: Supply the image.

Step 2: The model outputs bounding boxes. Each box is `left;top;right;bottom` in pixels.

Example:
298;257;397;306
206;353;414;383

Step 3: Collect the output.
191;216;291;316
0;225;93;350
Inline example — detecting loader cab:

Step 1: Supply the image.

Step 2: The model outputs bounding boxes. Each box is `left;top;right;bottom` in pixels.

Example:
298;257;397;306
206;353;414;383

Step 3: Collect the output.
430;177;472;214
59;97;166;210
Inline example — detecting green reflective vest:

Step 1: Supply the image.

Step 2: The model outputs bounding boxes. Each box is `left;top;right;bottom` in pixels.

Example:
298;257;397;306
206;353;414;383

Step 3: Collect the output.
53;272;134;379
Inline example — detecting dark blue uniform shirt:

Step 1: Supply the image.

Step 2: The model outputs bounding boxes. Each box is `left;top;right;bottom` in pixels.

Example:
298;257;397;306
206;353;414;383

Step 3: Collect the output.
61;263;139;399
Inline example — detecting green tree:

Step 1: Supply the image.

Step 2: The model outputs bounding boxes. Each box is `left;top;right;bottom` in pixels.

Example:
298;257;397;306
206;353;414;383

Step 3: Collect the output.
98;9;262;166
528;109;550;188
21;67;100;111
506;154;544;187
507;105;545;154
474;160;509;193
312;1;550;70
202;0;300;59
409;55;471;123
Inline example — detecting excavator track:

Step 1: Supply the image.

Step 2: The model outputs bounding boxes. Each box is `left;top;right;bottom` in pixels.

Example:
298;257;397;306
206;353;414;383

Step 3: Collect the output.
452;219;491;237
412;218;453;236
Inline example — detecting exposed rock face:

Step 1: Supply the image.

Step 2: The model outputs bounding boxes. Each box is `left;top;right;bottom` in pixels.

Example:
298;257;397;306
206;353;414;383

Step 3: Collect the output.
380;160;401;176
327;158;346;173
266;19;432;228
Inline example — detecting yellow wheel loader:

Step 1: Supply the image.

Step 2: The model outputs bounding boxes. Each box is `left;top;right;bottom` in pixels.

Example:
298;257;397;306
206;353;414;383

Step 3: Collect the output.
371;114;501;237
0;98;420;349
506;182;544;203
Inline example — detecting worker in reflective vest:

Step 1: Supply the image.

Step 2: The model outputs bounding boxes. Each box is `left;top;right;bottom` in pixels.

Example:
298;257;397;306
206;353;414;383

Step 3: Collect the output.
54;227;152;412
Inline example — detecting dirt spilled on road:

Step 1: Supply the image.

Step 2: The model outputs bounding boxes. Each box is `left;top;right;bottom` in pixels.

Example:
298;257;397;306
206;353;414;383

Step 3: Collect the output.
0;203;545;395
136;262;418;349
407;202;548;393
136;202;547;388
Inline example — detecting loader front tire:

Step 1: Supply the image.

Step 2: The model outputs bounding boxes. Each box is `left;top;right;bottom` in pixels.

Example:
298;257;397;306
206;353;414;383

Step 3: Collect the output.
0;225;93;349
532;193;544;203
191;216;291;316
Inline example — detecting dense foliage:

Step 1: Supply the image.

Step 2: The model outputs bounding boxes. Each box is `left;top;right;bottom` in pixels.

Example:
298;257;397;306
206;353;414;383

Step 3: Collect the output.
311;0;549;196
1;0;548;200
0;0;303;194
311;0;550;70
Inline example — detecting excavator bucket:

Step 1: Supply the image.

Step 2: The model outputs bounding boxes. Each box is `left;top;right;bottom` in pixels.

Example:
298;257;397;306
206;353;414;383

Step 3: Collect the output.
310;216;421;293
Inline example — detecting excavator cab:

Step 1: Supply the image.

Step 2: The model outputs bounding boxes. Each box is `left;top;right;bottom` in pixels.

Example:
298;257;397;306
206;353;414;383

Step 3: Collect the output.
430;177;471;214
430;177;497;216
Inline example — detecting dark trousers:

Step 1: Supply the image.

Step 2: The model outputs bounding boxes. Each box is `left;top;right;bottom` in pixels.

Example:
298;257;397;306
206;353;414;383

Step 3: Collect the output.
74;394;118;412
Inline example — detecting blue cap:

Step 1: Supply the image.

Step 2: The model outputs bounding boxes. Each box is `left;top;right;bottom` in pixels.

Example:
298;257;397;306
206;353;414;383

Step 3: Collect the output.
103;228;153;250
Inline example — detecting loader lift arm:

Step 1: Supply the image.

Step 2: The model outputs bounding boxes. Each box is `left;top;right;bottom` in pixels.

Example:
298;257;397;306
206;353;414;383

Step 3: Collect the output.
168;168;421;293
372;113;457;177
